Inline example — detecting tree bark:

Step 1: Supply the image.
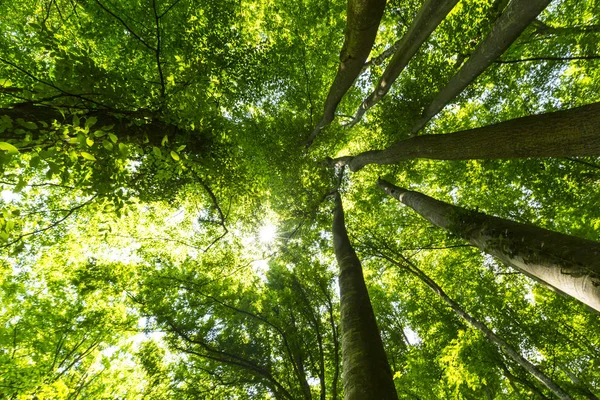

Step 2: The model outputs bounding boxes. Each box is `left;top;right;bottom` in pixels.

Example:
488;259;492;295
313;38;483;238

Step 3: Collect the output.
377;179;600;312
380;253;572;400
341;102;600;171
306;0;386;146
349;0;459;127
332;192;398;400
412;0;551;135
0;104;207;153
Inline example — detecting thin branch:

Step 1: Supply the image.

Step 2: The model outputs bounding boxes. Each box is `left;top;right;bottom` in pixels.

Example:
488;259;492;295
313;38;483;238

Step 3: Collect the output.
496;55;600;64
158;0;183;19
93;0;155;52
152;0;166;98
199;180;229;252
0;180;75;190
566;157;600;170
0;57;111;109
363;38;403;68
108;233;204;251
1;195;97;248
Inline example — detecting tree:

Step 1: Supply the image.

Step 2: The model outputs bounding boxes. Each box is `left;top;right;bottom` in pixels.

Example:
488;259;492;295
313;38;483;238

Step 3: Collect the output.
379;252;573;400
377;178;600;312
412;0;552;134
306;0;386;145
332;191;398;399
337;102;600;171
1;0;600;398
348;0;459;127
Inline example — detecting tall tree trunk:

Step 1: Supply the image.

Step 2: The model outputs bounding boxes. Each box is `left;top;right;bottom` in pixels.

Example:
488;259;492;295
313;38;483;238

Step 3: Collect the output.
340;102;600;171
332;192;398;399
412;0;551;135
306;0;386;146
378;252;572;400
377;179;600;312
348;0;459;127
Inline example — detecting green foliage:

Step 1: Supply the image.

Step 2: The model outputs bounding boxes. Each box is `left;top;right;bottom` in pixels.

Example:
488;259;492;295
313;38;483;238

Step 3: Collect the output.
1;0;599;398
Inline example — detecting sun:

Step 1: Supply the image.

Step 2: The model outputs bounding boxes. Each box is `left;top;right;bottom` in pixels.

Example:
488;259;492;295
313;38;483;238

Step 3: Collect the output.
258;223;277;244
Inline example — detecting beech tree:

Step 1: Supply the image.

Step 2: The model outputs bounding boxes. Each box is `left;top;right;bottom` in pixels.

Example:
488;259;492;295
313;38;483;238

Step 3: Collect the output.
336;102;600;171
332;192;398;399
1;0;600;398
377;178;600;312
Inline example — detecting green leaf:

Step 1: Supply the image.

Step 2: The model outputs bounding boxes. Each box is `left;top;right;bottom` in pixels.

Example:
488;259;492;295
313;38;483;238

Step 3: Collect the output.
73;114;80;127
80;152;96;161
109;133;118;143
161;135;169;146
29;155;41;168
102;140;114;151
94;130;107;137
0;142;19;154
118;143;128;156
85;117;98;129
86;137;94;147
170;151;180;161
177;145;187;152
17;120;38;130
152;147;162;158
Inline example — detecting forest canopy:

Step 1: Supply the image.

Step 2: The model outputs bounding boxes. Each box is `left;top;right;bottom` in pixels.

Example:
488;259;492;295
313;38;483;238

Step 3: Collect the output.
1;0;599;398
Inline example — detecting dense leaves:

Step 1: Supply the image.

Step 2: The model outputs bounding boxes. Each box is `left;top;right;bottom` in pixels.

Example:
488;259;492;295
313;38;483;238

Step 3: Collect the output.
1;0;600;398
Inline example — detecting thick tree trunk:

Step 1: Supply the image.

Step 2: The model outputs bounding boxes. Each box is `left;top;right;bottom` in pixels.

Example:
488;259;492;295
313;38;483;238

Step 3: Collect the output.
342;102;600;171
377;179;600;312
332;192;398;400
412;0;551;135
349;0;459;127
381;253;572;400
306;0;386;146
0;104;207;153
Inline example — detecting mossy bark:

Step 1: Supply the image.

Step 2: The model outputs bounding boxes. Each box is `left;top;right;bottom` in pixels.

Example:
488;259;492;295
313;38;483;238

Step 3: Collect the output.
344;102;600;171
377;179;600;313
307;0;386;146
332;193;398;400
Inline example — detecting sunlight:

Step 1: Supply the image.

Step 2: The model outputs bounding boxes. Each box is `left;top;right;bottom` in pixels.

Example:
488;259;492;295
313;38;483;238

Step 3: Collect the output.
258;223;277;244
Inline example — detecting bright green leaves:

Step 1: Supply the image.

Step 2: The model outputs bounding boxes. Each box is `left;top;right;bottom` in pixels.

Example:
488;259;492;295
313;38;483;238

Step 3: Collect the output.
0;142;18;154
80;151;96;161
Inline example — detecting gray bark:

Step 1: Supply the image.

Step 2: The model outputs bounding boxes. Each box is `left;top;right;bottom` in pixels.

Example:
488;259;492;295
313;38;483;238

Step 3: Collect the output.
332;192;398;399
412;0;551;135
341;102;600;171
377;179;600;313
348;0;459;127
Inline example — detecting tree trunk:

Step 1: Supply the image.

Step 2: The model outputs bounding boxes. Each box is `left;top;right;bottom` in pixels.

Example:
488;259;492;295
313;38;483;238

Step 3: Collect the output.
377;179;600;312
0;104;207;154
306;0;386;146
380;253;572;400
349;0;459;127
342;102;600;171
412;0;551;135
332;192;398;400
558;363;600;400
